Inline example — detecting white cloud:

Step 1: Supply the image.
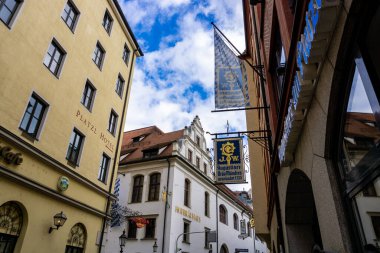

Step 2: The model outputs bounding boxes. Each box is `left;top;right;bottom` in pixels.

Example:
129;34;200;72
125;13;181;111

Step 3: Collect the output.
120;0;250;189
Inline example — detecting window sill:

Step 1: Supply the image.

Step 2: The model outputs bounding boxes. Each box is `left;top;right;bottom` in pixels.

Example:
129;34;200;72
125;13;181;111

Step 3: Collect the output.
107;130;116;137
182;241;190;245
146;200;160;202
20;130;37;143
44;64;60;79
81;103;92;112
97;179;107;185
126;238;137;241
128;201;142;204
141;238;156;241
66;159;79;168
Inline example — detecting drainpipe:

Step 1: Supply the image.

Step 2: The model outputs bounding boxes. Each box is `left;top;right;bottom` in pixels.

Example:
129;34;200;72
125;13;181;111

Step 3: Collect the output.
97;49;137;253
216;189;220;253
162;158;171;253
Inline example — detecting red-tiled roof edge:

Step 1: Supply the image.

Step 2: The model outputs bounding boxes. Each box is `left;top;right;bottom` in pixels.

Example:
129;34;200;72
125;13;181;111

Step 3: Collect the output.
123;125;164;134
216;184;253;214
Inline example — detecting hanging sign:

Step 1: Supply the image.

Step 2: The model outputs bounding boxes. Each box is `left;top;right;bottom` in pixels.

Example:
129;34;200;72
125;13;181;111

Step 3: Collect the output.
214;138;245;184
214;29;251;109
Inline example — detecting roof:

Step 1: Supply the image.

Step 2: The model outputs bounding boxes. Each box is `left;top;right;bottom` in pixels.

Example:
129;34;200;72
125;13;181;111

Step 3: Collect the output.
120;126;184;164
112;0;143;56
217;184;253;214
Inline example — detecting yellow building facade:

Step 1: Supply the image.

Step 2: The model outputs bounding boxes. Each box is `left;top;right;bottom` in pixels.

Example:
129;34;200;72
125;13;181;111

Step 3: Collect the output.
0;0;142;252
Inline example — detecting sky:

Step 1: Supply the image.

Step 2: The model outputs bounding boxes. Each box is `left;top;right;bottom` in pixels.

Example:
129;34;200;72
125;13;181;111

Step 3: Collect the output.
118;0;251;191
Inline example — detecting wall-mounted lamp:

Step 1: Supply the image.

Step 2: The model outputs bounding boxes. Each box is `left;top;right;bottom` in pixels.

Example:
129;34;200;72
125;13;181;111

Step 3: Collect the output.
119;230;127;253
48;211;67;233
153;240;158;253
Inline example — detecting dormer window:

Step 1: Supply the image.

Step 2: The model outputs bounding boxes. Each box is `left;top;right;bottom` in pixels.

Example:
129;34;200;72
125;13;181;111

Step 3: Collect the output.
133;136;145;143
196;136;200;146
143;148;158;158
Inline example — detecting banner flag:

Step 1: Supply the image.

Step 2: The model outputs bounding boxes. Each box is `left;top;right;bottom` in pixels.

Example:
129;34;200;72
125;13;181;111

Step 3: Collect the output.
214;29;251;109
214;137;245;184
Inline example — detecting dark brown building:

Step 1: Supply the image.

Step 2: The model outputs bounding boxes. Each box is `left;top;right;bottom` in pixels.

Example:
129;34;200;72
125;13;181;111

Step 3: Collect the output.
242;0;380;252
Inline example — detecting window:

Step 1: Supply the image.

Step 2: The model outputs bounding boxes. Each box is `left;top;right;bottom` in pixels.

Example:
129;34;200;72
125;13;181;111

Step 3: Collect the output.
102;10;113;34
0;202;23;253
108;110;118;135
233;213;239;230
20;94;47;138
196;157;200;169
371;216;380;240
98;154;110;183
334;4;380;249
127;219;137;238
115;74;125;97
65;223;86;253
247;222;251;237
145;218;156;238
203;163;207;174
219;205;227;225
271;19;286;111
220;244;229;253
143;148;158;158
61;1;79;31
66;129;84;165
196;136;200;146
204;228;210;248
0;0;21;27
92;42;105;69
81;81;95;111
148;173;161;201
188;150;193;163
43;40;66;76
122;44;130;65
131;175;144;203
183;220;190;243
184;179;190;207
204;192;209;217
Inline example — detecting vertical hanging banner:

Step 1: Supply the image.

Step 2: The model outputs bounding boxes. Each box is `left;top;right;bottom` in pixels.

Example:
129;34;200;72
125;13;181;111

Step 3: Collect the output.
214;29;251;109
214;138;245;184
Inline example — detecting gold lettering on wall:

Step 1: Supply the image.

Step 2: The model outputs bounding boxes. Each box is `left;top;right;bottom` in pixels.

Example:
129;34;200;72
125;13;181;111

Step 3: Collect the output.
175;206;201;222
75;109;114;152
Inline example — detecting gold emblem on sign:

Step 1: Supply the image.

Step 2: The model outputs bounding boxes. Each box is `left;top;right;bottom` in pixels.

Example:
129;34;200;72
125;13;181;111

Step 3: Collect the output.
220;141;235;165
249;218;255;228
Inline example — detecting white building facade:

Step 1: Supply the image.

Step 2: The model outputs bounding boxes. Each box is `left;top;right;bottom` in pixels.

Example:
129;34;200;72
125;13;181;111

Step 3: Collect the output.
104;117;267;253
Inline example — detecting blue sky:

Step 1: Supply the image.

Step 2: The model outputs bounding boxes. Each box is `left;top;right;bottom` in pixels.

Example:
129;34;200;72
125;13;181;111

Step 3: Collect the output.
119;0;251;191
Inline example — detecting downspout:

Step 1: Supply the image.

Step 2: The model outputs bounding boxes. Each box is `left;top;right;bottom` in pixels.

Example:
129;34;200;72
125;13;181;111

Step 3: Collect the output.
216;189;220;253
98;49;137;253
162;158;171;253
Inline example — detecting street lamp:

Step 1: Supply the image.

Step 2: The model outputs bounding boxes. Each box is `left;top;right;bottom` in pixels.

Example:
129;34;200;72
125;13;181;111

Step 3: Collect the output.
153;240;158;253
48;211;67;233
119;230;127;253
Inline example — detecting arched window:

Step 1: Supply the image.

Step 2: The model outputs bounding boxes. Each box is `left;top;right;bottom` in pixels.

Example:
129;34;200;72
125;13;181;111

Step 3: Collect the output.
184;179;191;207
220;244;229;253
0;202;23;253
148;173;161;201
131;175;144;203
326;1;380;251
233;213;239;230
65;223;86;253
219;205;227;225
204;192;209;216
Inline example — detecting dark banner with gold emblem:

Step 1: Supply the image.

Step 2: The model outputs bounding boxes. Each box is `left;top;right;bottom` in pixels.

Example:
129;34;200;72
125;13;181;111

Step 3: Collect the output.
214;138;245;184
214;29;251;109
